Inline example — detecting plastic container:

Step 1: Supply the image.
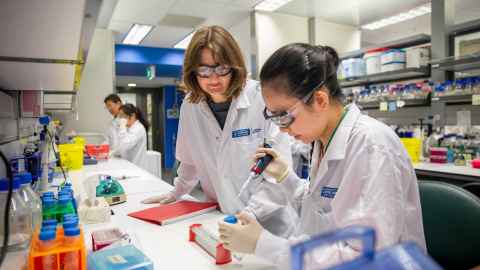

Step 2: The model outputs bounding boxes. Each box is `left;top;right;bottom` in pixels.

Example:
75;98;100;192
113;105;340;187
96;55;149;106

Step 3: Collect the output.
473;159;480;169
380;49;406;65
38;230;58;270
0;177;32;251
85;144;110;160
406;46;430;68
29;227;87;270
87;244;153;270
430;147;448;156
430;155;448;164
291;226;442;270
56;195;75;221
42;197;57;221
16;172;42;230
62;227;81;270
58;144;84;170
363;48;388;75
381;62;406;72
91;228;124;251
341;58;366;78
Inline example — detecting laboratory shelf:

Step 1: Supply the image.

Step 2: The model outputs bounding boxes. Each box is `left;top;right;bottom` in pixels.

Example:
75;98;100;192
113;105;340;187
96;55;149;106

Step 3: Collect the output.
340;67;431;88
430;53;480;72
339;34;431;60
431;93;473;105
358;97;431;110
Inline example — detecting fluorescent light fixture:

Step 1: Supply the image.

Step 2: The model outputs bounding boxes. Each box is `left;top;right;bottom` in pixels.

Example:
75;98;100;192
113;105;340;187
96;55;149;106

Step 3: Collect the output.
122;24;154;45
174;32;194;49
362;3;431;30
127;83;137;87
254;0;294;12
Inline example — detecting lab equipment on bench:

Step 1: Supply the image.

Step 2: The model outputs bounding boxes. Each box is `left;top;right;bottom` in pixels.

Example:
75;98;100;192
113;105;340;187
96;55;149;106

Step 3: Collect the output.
28;224;87;270
15;172;42;230
237;143;274;198
77;174;111;224
0;177;32;251
189;215;237;265
87;244;153;270
91;228;125;251
291;226;442;270
96;175;126;205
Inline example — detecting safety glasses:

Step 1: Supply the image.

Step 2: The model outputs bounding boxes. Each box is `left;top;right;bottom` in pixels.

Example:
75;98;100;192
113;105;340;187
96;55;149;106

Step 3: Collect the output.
263;80;326;128
195;65;232;78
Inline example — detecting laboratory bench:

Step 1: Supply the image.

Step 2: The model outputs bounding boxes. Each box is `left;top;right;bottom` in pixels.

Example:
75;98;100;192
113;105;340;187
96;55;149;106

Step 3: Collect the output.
414;162;480;183
3;158;275;270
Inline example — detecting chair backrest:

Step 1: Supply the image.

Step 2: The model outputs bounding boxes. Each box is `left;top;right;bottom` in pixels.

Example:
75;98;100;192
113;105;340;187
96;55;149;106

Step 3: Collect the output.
419;180;480;270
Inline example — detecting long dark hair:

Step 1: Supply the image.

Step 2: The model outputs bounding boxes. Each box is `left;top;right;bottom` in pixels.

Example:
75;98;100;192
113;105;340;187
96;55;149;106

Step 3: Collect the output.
259;43;342;101
120;103;149;132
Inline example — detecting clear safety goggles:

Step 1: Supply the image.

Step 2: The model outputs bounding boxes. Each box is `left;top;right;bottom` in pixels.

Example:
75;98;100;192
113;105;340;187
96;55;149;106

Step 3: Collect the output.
195;65;232;78
263;80;326;128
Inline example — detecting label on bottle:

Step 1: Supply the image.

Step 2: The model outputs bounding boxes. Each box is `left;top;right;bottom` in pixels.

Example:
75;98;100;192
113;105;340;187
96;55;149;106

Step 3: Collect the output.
379;102;388;111
472;94;480;106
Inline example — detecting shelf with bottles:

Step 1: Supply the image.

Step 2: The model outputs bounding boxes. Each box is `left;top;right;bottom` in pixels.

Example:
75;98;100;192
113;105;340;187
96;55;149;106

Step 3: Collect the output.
340;67;431;88
425;132;480;168
430;53;480;72
351;81;433;111
431;76;480;105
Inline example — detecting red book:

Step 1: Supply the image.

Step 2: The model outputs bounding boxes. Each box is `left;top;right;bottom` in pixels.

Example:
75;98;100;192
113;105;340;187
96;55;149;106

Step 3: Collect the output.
128;200;218;225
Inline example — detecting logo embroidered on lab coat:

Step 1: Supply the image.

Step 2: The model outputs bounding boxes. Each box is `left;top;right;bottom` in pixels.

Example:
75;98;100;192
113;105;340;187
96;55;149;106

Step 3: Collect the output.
320;186;338;198
232;128;251;138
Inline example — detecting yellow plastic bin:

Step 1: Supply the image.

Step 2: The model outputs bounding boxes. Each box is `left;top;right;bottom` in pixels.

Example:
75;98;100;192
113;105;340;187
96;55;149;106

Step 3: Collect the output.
400;138;422;163
58;144;84;170
73;136;86;147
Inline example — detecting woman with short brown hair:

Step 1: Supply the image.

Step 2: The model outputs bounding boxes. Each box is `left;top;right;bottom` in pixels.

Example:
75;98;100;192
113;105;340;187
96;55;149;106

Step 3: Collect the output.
143;25;296;237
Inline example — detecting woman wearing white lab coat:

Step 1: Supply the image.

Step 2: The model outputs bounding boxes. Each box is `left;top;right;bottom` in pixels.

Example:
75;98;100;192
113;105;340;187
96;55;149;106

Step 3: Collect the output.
219;44;426;270
115;103;148;169
142;26;297;237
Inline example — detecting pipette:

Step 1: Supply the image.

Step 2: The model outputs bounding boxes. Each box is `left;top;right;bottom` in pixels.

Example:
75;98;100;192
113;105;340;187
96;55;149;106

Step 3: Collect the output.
237;143;274;198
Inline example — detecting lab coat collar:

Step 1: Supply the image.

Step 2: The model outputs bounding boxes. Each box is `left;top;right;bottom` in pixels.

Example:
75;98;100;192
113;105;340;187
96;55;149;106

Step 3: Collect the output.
324;103;361;161
233;80;254;110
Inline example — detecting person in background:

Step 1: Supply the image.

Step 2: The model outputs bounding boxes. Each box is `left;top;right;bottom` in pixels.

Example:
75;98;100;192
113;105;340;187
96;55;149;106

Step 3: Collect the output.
219;43;426;270
142;25;297;237
114;103;149;168
104;94;123;154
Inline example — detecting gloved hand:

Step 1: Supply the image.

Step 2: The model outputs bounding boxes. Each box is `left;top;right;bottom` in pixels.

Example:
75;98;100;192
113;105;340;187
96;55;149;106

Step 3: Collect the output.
141;192;176;204
218;212;264;254
119;118;128;129
253;147;290;183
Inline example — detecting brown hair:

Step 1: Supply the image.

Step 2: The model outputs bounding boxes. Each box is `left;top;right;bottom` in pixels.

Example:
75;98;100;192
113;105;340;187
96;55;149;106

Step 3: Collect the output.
181;25;247;103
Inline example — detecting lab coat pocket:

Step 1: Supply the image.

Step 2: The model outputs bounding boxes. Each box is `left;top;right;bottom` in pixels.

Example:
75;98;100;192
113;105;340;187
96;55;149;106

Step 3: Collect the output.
301;196;335;235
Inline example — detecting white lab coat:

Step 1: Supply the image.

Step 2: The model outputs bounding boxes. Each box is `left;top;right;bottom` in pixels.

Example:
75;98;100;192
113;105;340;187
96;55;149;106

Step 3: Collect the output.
255;103;426;270
105;117;120;152
117;120;148;169
174;80;297;237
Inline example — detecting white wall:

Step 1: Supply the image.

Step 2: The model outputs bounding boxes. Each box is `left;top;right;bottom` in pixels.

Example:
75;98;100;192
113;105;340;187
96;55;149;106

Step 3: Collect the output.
228;16;252;74
63;28;115;135
314;18;361;54
255;12;309;72
361;14;431;47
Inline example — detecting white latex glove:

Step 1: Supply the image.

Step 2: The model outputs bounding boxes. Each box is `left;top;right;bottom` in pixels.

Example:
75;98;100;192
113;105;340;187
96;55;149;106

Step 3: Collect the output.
218;212;263;254
119;118;128;129
141;192;176;204
253;147;290;183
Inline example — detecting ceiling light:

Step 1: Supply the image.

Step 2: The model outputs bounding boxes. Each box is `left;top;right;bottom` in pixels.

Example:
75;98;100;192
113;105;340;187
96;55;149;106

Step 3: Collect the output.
127;83;136;87
254;0;294;12
362;2;431;30
122;24;154;45
174;32;194;49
